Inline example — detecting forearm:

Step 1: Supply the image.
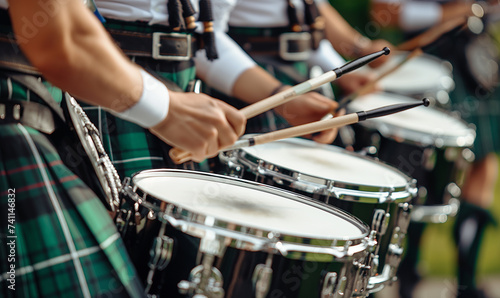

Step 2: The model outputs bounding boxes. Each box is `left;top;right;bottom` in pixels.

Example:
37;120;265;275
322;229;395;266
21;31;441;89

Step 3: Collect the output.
318;2;371;58
231;67;283;104
195;31;282;104
9;0;142;112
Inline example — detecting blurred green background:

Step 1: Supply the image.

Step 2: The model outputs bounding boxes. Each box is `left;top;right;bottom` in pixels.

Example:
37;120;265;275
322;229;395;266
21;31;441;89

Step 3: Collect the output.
418;163;500;278
329;0;500;280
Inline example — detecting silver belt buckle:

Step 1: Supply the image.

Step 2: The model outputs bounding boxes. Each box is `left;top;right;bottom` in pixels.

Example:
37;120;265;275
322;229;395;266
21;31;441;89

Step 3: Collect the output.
279;32;312;61
152;32;192;61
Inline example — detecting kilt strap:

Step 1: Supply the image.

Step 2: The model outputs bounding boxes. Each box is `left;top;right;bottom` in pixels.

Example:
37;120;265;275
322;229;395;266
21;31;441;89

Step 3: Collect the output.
0;100;57;134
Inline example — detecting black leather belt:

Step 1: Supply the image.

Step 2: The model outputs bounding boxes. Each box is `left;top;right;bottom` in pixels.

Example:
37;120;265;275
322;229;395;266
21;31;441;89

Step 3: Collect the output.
0;100;57;134
108;29;200;61
230;32;313;61
0;35;41;75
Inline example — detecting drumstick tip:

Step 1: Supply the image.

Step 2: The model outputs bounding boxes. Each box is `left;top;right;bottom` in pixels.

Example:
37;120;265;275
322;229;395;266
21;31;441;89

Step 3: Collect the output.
422;98;430;107
383;47;391;55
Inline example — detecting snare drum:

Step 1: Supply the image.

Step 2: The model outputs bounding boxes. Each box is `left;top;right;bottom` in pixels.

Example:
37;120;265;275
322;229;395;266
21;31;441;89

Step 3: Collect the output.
373;52;455;106
116;169;373;298
348;92;476;223
220;138;417;293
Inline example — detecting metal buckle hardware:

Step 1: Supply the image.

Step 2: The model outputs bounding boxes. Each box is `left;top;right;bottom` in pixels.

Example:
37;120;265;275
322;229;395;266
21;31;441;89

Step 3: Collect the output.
279;32;312;61
152;32;192;61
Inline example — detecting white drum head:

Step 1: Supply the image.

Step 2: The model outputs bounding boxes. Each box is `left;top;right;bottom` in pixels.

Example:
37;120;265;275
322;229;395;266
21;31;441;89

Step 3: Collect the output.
241;138;410;191
348;92;475;147
132;170;366;240
375;52;455;94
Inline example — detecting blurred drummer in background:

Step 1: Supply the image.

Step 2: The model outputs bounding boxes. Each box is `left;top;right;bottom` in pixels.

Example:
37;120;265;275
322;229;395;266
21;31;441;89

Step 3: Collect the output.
195;0;394;143
366;1;500;297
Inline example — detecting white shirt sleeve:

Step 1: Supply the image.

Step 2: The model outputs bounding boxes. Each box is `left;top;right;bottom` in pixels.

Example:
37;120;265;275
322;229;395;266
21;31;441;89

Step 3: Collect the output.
194;31;256;96
372;0;442;32
307;39;346;72
400;1;442;32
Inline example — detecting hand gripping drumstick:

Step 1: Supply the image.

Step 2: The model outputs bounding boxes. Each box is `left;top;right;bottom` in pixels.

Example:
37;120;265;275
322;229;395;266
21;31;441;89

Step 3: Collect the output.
174;98;430;163
170;47;391;163
239;47;391;119
336;48;424;111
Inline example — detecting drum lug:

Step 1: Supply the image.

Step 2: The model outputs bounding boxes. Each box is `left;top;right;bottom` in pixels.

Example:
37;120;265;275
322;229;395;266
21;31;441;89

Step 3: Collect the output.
384;202;412;276
148;235;174;271
353;258;372;296
321;272;348;298
396;202;412;234
321;272;337;298
219;150;244;178
385;226;406;278
371;209;390;235
252;263;273;298
144;234;174;294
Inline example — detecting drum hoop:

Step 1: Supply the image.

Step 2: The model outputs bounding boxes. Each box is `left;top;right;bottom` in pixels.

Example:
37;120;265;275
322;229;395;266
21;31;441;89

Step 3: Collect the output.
351;93;476;148
125;169;370;251
222;138;416;204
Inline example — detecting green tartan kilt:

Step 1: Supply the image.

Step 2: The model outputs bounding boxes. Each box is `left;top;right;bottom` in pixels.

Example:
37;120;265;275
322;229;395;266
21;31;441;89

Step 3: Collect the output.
0;122;144;297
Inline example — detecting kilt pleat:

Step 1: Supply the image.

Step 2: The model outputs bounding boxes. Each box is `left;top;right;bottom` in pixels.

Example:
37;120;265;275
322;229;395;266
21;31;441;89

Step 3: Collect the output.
0;123;145;298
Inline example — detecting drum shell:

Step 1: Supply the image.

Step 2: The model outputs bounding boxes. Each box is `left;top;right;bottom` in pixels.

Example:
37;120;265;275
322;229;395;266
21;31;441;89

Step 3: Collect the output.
350;116;474;224
124;222;370;298
218;140;416;291
116;170;372;298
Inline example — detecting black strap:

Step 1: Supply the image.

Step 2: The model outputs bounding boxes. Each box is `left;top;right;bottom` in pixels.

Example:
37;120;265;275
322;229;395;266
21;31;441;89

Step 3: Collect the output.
286;0;302;32
167;0;185;30
0;100;57;134
4;70;66;122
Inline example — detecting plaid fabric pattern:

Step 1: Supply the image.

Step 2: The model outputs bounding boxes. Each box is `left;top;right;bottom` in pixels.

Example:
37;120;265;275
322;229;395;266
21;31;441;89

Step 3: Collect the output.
0;78;145;297
80;65;199;180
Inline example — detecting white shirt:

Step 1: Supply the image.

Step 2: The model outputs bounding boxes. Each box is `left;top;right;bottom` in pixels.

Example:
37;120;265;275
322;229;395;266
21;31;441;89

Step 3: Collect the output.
372;0;443;31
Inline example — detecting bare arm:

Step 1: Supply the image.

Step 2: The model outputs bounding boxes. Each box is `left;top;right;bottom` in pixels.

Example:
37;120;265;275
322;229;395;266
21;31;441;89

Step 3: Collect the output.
318;2;392;67
9;0;142;112
8;0;246;161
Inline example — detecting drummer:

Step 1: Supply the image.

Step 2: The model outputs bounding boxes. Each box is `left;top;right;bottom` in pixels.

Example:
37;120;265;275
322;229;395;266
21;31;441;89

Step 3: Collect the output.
195;0;394;142
0;0;352;295
0;0;252;296
369;1;500;298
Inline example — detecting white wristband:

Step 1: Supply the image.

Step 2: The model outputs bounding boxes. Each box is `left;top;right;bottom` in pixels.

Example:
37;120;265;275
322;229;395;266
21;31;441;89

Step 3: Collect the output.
112;69;170;128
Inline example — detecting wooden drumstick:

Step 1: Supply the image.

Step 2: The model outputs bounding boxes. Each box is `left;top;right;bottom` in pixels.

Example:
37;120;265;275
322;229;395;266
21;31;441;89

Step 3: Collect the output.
336;48;424;111
240;47;391;119
170;47;391;163
173;98;430;163
396;16;467;51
